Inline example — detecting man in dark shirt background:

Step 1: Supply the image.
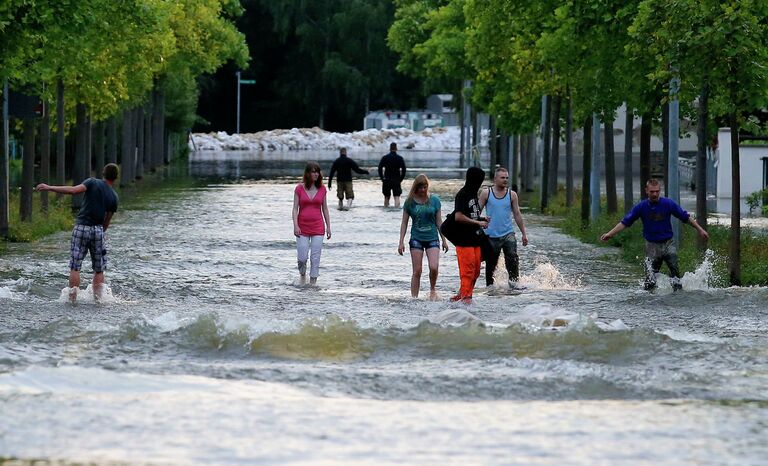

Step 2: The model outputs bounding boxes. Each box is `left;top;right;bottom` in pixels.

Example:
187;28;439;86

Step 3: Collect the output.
378;142;406;208
601;178;709;291
36;163;120;303
328;147;369;210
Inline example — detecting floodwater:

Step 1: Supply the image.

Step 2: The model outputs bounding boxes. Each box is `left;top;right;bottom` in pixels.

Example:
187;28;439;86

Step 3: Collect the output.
0;150;766;465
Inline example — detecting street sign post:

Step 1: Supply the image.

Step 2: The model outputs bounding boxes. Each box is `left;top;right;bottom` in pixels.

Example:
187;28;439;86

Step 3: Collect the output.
236;72;256;134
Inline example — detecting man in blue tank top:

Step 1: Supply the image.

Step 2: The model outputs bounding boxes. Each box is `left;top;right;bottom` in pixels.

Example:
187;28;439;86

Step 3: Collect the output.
601;179;709;291
478;167;529;288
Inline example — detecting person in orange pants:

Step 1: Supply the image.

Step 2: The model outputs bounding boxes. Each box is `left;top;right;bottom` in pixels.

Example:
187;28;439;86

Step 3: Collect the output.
455;245;482;302
447;166;488;304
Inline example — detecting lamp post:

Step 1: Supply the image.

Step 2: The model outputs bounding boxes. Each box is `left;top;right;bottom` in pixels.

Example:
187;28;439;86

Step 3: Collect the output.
236;71;256;134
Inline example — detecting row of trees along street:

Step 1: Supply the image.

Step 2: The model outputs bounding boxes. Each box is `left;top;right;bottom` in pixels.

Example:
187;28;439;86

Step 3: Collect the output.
388;0;768;286
0;0;249;238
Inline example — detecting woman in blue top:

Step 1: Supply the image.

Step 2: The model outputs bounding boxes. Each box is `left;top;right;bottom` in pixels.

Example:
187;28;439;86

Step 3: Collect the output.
398;174;449;299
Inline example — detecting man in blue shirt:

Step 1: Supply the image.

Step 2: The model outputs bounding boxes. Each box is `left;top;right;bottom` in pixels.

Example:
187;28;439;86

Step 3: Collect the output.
36;163;119;303
601;179;709;290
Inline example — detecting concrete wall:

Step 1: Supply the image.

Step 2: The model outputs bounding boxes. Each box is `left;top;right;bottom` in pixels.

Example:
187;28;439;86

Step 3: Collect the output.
716;128;768;198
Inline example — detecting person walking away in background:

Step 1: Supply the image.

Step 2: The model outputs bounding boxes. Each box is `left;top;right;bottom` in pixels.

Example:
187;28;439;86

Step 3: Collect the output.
292;162;332;286
378;142;406;208
478;167;528;288
327;147;369;210
397;174;449;300
600;179;709;291
449;166;488;304
35;163;120;304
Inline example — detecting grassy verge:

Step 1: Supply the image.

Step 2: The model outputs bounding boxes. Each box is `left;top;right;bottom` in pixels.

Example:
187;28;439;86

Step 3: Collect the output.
524;187;768;286
5;191;75;243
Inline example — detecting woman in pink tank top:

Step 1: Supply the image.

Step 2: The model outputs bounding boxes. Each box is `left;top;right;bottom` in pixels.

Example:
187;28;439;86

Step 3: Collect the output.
292;162;332;285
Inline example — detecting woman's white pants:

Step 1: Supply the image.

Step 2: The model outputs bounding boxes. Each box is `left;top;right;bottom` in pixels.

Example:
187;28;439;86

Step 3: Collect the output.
296;235;324;278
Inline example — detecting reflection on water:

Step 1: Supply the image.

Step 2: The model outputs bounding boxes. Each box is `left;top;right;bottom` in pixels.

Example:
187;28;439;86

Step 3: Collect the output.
189;149;490;180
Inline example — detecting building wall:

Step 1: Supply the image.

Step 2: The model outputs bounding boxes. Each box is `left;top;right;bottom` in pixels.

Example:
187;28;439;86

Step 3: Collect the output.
716;128;768;198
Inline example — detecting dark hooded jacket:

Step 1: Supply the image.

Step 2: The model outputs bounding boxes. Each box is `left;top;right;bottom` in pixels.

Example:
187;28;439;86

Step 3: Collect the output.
451;166;487;247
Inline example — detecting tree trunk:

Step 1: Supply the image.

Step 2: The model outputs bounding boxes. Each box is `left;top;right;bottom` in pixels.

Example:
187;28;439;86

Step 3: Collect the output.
527;133;536;191
73;104;87;210
565;94;574;207
94;119;105;174
695;83;709;253
581;116;592;226
40;101;51;213
662;102;669;195
623;107;634;211
21;118;35;221
541;95;551;211
0;81;8;237
498;130;508;172
728;113;740;286
136;106;145;179
489;115;497;170
158;89;167;164
121;108;133;187
471;109;479;165
549;95;562;198
604;117;617;213
107;116;117;164
459;109;465;168
144;102;152;173
511;135;519;191
56;80;66;191
85;112;92;178
640;113;652;199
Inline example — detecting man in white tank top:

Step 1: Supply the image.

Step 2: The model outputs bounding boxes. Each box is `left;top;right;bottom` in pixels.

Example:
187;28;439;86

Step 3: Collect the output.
478;167;529;288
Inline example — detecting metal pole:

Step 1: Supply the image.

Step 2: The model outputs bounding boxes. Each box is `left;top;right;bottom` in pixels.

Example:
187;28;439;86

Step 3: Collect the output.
669;76;681;245
462;80;472;167
236;71;241;134
590;113;601;220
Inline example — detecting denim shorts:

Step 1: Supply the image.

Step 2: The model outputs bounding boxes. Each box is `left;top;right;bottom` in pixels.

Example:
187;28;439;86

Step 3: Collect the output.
69;224;107;272
409;238;440;250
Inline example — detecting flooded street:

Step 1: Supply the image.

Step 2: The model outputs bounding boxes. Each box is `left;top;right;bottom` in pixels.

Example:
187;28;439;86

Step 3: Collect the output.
1;151;766;465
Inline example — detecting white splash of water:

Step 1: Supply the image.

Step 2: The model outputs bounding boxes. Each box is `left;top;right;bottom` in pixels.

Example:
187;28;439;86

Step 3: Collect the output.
0;278;32;300
519;262;582;290
505;303;628;332
57;284;117;305
681;249;720;290
645;249;722;292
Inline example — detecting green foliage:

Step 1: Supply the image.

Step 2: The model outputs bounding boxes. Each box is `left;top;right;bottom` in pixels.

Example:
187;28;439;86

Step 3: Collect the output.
5;192;74;243
256;0;407;128
2;0;248;128
745;188;768;215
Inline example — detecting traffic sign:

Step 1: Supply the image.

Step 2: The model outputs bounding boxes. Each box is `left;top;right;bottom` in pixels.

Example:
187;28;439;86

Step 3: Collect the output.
240;79;256;84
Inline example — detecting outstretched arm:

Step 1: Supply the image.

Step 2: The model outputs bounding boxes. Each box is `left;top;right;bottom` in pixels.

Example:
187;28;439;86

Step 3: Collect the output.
687;218;709;240
510;191;528;246
351;160;369;175
601;222;627;241
35;183;86;195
